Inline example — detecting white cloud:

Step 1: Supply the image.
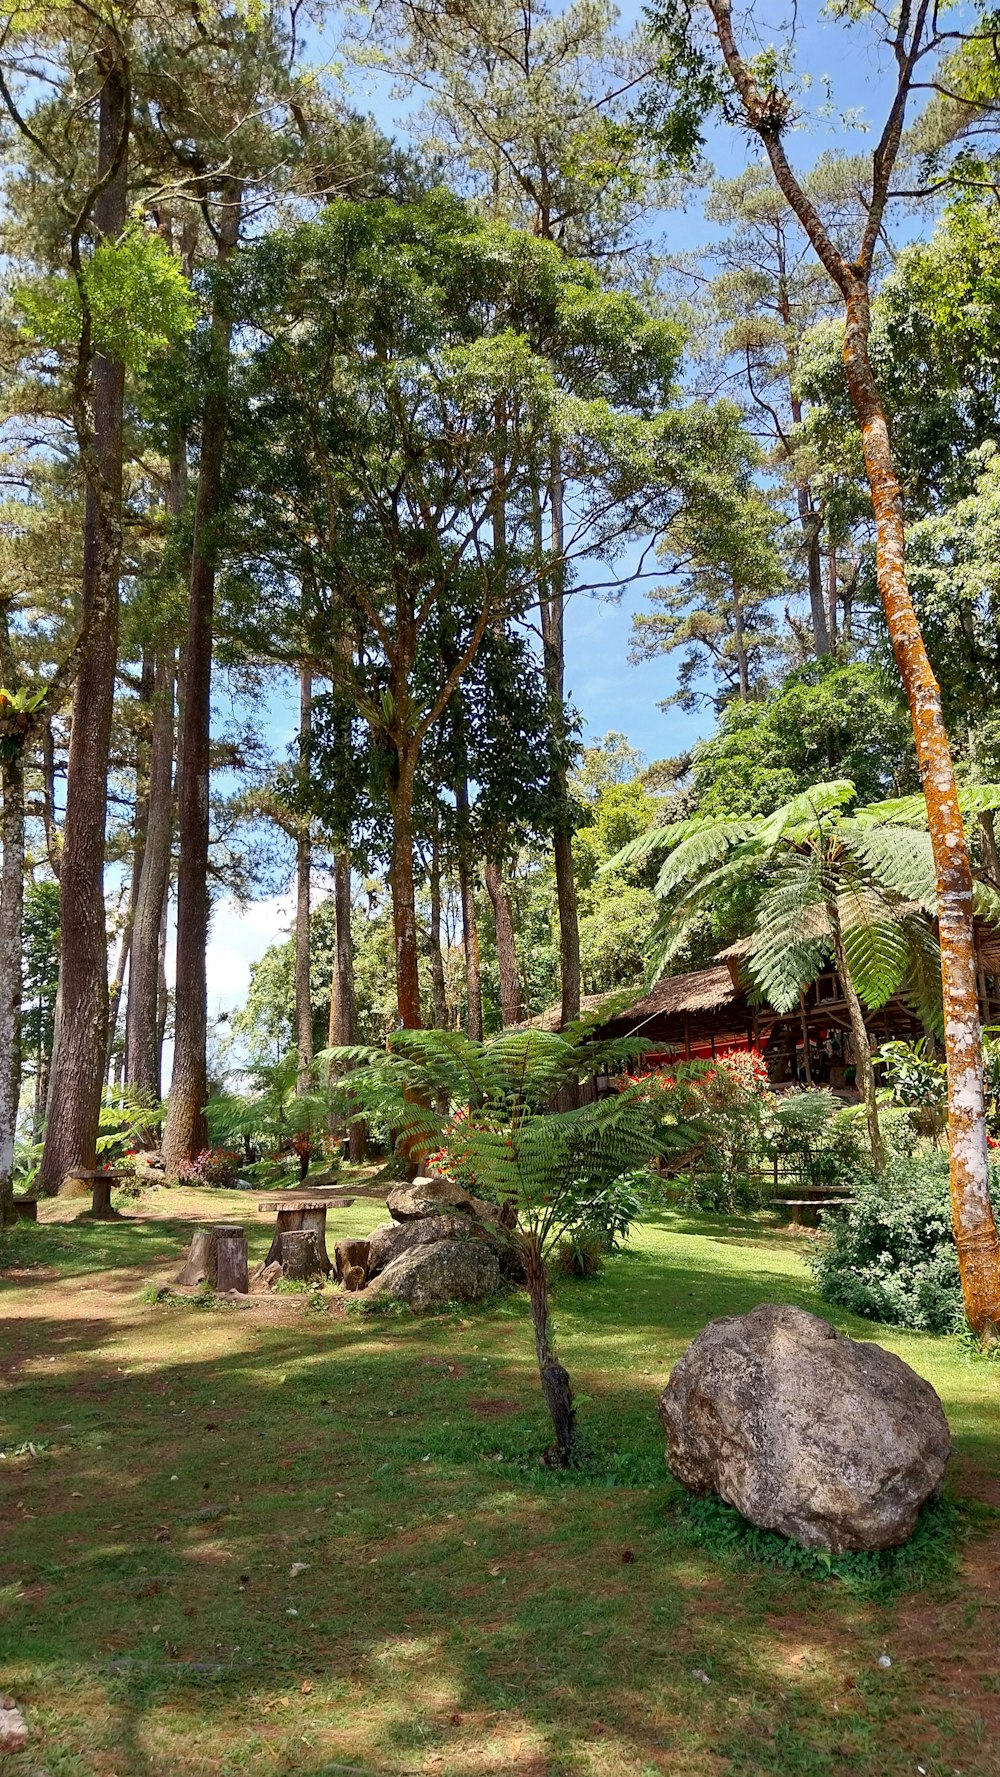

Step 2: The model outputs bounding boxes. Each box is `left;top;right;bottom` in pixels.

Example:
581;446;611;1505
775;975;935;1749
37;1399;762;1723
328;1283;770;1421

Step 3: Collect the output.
164;885;297;1017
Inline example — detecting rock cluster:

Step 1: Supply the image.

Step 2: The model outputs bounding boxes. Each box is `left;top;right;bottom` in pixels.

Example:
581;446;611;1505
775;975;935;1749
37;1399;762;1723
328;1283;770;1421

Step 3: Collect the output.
336;1177;518;1309
659;1302;951;1553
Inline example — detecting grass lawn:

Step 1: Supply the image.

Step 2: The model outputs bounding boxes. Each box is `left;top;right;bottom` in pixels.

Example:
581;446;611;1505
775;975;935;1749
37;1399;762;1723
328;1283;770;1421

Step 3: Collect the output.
1;1175;999;1777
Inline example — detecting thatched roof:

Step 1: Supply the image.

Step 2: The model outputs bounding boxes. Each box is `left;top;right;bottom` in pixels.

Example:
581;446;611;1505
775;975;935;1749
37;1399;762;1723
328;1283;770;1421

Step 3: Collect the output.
520;966;737;1035
597;965;738;1032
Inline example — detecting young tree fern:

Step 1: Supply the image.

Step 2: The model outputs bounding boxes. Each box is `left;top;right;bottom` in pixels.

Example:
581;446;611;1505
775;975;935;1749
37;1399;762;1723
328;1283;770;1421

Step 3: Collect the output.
607;779;1000;1170
323;1027;704;1465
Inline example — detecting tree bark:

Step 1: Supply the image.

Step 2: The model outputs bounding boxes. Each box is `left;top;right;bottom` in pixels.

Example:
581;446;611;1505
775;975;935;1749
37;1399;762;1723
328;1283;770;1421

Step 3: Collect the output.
841;286;998;1315
428;820;449;1029
485;858;523;1027
37;57;128;1195
540;450;581;1026
330;846;365;1162
455;770;483;1041
0;751;25;1223
294;670;313;1094
388;750;422;1028
163;182;242;1169
701;0;1000;1329
125;650;175;1119
524;1236;576;1465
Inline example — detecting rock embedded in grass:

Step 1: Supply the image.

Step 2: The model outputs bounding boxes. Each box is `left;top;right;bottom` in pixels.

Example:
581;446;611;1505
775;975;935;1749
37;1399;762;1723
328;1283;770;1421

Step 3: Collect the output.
368;1214;499;1277
363;1239;501;1310
659;1302;951;1553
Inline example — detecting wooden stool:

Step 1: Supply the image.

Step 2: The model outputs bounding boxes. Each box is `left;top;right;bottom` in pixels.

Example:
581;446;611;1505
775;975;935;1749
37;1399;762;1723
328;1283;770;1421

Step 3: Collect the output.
176;1223;249;1293
257;1195;353;1273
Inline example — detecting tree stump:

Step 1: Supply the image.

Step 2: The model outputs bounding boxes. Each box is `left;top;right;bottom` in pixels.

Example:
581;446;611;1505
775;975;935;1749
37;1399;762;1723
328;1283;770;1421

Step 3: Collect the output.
176;1226;218;1288
214;1224;249;1294
13;1199;37;1223
334;1237;370;1283
260;1199;332;1272
280;1229;325;1281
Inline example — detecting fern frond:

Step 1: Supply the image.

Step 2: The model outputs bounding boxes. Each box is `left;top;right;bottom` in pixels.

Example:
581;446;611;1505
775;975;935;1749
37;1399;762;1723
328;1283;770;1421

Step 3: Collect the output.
754;780;856;851
845;825;937;911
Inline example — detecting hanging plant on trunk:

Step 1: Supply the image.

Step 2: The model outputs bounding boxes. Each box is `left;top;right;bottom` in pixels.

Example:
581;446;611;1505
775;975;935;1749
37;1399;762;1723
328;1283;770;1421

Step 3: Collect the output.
325;1027;703;1465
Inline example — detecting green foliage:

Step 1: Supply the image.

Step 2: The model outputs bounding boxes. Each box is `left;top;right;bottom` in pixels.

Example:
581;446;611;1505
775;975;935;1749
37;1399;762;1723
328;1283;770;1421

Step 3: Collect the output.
17;226;197;372
670;1485;960;1602
205;1053;337;1181
689;663;914;819
324;1027;704;1256
810;1152;1000;1333
605;778;980;1037
875;1039;948;1136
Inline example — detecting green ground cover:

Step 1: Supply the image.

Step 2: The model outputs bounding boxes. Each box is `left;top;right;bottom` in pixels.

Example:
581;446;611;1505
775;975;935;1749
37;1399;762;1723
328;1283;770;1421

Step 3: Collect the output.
1;1180;998;1776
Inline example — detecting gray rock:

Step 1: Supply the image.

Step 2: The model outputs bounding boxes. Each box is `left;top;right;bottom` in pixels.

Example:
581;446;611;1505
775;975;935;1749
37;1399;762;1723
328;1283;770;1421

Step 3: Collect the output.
367;1215;483;1275
658;1302;951;1553
364;1239;500;1310
386;1176;474;1221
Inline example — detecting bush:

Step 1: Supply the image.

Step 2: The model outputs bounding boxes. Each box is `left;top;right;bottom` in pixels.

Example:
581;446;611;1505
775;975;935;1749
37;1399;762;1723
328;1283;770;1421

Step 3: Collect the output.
555;1234;605;1278
175;1147;241;1189
810;1151;1000;1333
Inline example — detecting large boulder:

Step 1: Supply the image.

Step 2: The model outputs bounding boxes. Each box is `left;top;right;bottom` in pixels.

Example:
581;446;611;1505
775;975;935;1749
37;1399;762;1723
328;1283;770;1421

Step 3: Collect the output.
364;1239;500;1310
386;1175;475;1221
368;1213;523;1282
659;1303;950;1552
368;1215;484;1276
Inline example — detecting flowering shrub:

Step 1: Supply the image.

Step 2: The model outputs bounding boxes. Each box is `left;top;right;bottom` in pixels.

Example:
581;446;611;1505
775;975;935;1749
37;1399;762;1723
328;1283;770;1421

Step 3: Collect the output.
175;1147;241;1189
675;1052;775;1212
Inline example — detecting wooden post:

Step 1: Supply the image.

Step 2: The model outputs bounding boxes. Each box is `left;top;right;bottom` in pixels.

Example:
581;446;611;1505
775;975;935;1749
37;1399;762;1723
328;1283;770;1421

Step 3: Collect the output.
214;1224;249;1294
89;1175;118;1219
14;1198;37;1222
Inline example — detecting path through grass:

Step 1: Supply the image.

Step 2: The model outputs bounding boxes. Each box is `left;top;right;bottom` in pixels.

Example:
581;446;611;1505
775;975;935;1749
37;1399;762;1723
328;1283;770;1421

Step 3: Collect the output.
1;1180;998;1776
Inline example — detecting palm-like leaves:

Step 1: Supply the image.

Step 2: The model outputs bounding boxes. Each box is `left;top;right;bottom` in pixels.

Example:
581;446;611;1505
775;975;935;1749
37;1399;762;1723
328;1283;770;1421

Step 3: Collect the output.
605;778;1000;1033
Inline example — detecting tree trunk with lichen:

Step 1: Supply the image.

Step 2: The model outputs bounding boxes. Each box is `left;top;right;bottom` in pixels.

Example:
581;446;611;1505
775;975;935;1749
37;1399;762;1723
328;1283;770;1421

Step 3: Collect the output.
0;750;25;1223
699;0;1000;1331
841;281;1000;1326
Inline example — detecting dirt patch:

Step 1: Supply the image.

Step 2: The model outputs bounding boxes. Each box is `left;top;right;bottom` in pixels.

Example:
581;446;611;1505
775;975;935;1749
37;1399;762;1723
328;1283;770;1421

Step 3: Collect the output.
469;1397;522;1418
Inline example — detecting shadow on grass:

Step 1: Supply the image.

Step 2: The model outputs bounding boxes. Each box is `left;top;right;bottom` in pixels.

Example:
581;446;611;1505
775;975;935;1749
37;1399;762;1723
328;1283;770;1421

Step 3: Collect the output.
1;1211;998;1776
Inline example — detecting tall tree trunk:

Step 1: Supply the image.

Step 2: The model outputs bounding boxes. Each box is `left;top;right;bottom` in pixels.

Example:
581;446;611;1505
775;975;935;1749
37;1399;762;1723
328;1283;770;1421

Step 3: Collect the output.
163;182;242;1169
294;670;313;1094
156;888;169;1094
540;450;580;1027
455;771;483;1041
388;750;422;1028
827;539;838;651
0;750;25;1222
104;910;133;1082
125;651;175;1120
428;819;449;1030
841;283;999;1320
703;0;1000;1328
485;859;523;1026
37;58;128;1195
330;846;364;1162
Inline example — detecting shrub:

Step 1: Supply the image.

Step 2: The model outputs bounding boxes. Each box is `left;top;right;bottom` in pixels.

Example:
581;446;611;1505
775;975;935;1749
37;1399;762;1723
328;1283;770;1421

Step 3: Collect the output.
675;1051;774;1211
175;1147;241;1189
555;1234;605;1278
810;1152;1000;1333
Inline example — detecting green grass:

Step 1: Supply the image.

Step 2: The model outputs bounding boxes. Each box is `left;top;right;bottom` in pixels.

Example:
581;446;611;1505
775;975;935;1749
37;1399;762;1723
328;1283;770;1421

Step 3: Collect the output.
1;1187;998;1776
